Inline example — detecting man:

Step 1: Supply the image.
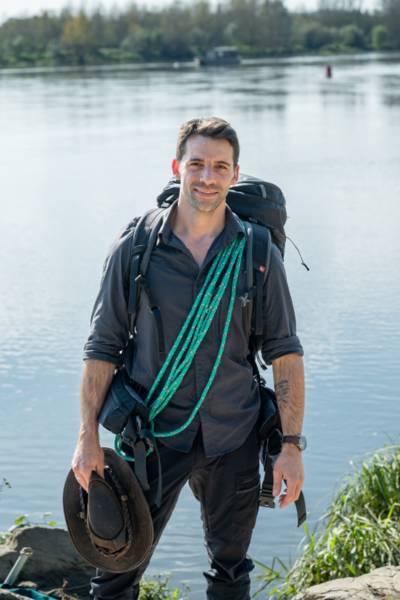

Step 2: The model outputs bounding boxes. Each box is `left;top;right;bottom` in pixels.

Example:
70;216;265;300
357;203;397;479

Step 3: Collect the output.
72;117;305;600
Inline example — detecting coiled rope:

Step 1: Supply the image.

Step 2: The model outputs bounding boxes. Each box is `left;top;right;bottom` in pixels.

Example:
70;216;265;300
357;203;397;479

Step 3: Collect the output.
115;223;246;459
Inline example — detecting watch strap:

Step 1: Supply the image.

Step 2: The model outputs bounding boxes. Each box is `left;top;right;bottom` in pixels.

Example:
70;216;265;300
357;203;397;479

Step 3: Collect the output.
282;435;301;445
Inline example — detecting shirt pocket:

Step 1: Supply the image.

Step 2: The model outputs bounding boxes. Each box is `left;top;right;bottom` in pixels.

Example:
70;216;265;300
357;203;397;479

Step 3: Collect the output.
232;467;260;534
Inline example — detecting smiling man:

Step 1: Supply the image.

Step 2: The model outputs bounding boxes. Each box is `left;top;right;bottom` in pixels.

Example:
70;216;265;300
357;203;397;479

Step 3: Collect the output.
73;117;305;600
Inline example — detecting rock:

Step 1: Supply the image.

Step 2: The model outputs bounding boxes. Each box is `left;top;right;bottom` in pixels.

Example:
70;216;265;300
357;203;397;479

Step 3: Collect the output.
303;565;400;600
0;591;28;600
0;527;95;600
17;582;38;590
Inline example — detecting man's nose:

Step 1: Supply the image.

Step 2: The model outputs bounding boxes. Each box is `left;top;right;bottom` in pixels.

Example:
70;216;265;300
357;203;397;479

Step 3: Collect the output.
200;164;216;186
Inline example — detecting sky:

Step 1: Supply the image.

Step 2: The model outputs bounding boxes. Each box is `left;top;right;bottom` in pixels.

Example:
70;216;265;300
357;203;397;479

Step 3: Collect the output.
0;0;378;25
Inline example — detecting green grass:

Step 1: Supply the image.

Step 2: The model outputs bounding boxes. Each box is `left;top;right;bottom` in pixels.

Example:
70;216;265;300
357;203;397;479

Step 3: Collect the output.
253;444;400;599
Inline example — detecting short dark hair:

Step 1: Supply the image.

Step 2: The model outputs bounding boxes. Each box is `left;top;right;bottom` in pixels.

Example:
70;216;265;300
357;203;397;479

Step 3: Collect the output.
176;117;240;167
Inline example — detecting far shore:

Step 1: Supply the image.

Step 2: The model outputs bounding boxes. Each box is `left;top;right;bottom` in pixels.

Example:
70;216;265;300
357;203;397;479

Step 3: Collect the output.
0;49;398;73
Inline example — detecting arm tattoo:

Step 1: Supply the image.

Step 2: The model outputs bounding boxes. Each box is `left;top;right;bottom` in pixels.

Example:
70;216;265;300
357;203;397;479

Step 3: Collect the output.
275;379;290;407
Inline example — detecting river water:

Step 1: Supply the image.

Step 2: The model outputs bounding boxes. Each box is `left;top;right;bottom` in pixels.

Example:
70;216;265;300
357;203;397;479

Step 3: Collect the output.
1;53;400;595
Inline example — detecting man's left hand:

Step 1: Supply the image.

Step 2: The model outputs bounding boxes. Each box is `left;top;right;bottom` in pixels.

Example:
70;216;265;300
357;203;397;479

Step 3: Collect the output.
272;444;305;509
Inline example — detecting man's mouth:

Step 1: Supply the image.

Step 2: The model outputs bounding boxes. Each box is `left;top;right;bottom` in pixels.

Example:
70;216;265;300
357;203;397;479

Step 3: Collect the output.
194;188;219;198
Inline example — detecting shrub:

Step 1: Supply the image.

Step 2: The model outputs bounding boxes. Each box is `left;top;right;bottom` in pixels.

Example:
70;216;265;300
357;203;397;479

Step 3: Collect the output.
139;573;189;600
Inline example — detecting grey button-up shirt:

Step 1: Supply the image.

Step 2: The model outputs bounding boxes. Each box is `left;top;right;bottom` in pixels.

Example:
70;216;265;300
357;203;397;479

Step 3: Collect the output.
83;201;303;457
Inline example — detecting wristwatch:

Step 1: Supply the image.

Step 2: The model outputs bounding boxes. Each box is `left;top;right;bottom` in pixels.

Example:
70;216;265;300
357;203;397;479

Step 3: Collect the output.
282;435;307;451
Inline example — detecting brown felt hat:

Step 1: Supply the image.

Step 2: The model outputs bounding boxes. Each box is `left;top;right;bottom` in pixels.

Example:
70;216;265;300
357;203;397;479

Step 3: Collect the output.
63;447;153;573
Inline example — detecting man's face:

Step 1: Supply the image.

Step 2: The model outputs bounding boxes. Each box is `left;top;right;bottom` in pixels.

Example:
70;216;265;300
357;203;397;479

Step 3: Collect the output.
173;135;239;214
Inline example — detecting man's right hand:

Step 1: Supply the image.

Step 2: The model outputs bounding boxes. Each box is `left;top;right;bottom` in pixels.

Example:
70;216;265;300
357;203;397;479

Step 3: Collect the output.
72;433;105;492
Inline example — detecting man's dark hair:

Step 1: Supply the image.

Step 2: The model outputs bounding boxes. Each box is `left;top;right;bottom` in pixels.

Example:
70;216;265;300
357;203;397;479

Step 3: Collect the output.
176;117;240;167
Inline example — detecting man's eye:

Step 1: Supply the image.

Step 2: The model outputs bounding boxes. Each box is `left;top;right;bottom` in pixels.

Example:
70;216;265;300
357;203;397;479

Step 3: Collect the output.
217;165;227;170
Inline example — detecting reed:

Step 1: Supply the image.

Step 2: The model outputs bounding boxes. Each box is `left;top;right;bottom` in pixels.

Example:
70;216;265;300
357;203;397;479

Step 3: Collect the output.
253;444;400;599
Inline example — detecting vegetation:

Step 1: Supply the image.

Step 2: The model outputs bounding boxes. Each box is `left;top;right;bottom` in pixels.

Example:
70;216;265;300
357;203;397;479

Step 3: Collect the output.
253;444;400;598
0;478;11;495
0;0;398;68
139;573;189;600
0;512;57;545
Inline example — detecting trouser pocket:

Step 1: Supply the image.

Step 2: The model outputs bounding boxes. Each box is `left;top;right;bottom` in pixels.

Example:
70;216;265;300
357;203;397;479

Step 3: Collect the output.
232;467;260;534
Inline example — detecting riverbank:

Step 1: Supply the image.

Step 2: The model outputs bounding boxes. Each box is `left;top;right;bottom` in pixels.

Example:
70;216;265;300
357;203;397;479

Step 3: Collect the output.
0;527;187;600
253;444;400;599
2;445;399;599
0;44;394;69
0;46;394;70
1;525;400;600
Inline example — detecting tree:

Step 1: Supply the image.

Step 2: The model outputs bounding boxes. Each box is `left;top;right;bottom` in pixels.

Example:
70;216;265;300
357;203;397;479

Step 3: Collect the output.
294;21;335;49
260;0;292;48
371;24;388;48
340;23;365;46
223;21;240;45
61;10;97;63
381;0;400;47
121;23;146;55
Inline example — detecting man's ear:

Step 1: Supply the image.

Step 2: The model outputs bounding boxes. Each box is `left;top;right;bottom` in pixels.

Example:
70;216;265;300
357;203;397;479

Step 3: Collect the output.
231;164;240;186
172;158;180;180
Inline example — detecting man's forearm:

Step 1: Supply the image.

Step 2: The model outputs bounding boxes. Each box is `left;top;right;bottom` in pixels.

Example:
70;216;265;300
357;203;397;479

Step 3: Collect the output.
272;353;305;436
271;353;305;508
72;359;116;489
79;359;116;438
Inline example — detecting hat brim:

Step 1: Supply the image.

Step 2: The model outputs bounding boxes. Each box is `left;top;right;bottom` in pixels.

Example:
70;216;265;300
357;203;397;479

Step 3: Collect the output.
63;447;153;573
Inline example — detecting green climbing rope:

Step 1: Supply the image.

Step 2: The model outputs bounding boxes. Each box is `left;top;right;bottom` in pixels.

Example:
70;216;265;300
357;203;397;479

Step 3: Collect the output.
115;223;246;459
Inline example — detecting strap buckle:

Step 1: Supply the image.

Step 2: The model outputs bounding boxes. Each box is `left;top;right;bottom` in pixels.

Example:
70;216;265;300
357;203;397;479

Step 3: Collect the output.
259;488;276;509
135;415;142;433
239;293;250;307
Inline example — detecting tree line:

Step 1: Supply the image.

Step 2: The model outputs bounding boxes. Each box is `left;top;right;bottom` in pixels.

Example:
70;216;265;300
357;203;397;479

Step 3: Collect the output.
0;0;398;68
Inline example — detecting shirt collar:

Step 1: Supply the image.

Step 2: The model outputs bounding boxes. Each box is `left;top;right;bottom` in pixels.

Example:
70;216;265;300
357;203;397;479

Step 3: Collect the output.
158;199;245;247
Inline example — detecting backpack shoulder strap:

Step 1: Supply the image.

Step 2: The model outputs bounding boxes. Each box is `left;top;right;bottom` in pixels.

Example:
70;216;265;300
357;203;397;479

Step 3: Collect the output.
245;221;272;346
128;208;166;361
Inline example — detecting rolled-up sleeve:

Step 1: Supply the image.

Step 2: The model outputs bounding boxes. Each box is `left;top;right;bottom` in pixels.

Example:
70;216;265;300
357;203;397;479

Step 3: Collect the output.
261;244;304;365
82;219;138;366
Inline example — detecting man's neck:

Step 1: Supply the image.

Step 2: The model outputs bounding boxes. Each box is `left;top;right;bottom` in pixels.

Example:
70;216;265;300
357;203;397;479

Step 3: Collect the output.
172;196;226;241
171;196;227;269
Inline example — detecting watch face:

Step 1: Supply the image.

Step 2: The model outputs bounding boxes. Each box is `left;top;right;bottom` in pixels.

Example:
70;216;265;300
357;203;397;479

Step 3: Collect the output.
299;436;307;451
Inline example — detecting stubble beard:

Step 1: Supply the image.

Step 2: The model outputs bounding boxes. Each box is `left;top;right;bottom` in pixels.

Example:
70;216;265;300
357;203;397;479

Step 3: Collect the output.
182;179;227;214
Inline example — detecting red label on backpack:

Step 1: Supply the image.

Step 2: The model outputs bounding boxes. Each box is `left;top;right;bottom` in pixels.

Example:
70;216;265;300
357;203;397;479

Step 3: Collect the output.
259;265;266;273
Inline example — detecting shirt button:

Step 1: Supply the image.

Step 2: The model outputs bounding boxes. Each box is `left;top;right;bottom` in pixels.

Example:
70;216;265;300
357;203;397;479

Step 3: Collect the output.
201;405;205;410
197;365;203;370
196;281;202;287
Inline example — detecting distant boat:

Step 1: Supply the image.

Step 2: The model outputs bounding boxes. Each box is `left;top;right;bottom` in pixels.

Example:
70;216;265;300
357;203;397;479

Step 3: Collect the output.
195;47;241;66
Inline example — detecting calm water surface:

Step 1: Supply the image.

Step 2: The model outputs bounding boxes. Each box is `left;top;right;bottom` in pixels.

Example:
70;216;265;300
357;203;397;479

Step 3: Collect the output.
1;53;400;595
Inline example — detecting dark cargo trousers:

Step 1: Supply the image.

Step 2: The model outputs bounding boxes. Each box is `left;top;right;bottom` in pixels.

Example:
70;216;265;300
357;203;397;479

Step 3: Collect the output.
91;426;260;600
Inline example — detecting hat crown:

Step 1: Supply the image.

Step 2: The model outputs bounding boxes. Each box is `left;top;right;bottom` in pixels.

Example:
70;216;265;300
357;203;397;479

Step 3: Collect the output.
88;470;125;540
